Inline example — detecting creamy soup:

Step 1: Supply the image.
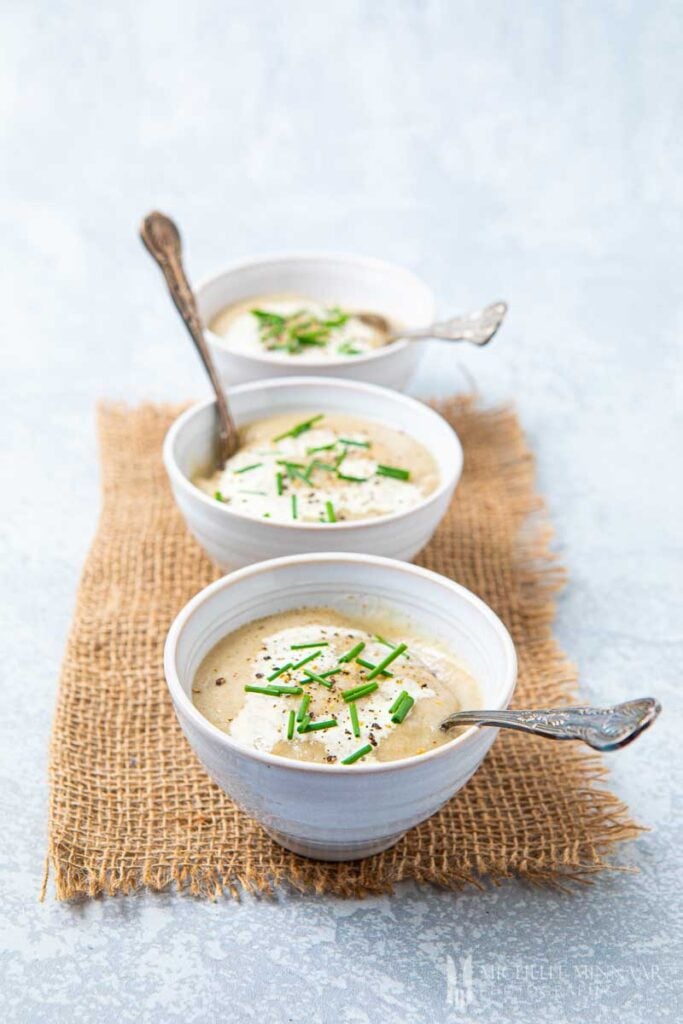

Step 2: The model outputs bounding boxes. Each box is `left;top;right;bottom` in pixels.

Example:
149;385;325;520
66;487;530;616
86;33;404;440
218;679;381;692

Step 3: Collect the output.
192;607;481;765
208;295;393;361
194;411;439;524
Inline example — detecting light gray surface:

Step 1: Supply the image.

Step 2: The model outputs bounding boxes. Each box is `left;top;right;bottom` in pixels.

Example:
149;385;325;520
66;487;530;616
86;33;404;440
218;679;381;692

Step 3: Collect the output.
1;1;682;1021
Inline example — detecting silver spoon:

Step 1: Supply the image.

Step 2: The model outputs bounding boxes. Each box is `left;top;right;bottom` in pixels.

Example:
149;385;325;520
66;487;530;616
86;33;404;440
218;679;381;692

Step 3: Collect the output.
440;697;660;752
359;300;508;347
140;211;239;464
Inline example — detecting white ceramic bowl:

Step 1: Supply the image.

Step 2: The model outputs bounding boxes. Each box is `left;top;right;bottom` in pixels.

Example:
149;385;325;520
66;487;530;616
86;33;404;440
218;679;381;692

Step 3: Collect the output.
164;553;517;861
163;376;463;571
195;252;435;391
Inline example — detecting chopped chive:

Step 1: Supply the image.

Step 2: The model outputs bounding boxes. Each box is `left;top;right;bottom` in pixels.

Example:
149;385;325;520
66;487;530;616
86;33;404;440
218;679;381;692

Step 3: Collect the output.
389;689;411;715
303;459;335;484
296;693;311;722
338;342;362;356
296;716;311;733
276;460;309;482
391;693;415;724
293;333;327;347
290;640;329;650
251;309;286;327
356;657;393;678
375;635;396;648
276;472;284;495
376;464;411;481
268;685;303;695
291;495;298;519
339;438;370;448
244;685;283;696
349;702;361;738
214;490;225;502
302;668;334;689
325;501;337;523
267;662;293;682
338;640;365;663
290;650;320;671
337;472;370;483
273;414;324;442
323;307;349;327
335;449;348;469
341;744;373;765
307;443;336;454
317;668;342;678
342;681;379;702
365;643;408;680
233;462;262;474
281;463;309;483
300;718;338;732
286;710;295;740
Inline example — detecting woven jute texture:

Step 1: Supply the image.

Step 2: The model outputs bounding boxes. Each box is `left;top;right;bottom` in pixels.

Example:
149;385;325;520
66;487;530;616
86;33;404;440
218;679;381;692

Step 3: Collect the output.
44;398;640;901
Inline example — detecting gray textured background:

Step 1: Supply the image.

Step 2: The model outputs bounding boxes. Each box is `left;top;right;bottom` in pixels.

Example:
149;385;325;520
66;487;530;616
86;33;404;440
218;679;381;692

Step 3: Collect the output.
1;1;682;1021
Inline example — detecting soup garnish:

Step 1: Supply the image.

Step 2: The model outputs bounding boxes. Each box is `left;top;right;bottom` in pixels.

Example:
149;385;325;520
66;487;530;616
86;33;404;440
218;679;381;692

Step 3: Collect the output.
194;411;438;524
192;608;481;765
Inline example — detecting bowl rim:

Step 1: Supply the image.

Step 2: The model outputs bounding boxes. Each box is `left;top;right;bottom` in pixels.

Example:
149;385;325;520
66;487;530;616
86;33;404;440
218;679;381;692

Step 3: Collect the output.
163;375;463;533
194;249;434;368
164;552;518;775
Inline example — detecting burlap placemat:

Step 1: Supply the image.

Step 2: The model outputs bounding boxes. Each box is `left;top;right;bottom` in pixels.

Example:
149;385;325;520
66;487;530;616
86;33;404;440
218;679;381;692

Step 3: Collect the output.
44;398;640;901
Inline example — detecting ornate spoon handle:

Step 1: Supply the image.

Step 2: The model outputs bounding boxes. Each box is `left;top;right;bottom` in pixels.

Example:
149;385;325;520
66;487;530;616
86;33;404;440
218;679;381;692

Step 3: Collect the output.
440;697;660;751
140;211;238;463
397;300;508;346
